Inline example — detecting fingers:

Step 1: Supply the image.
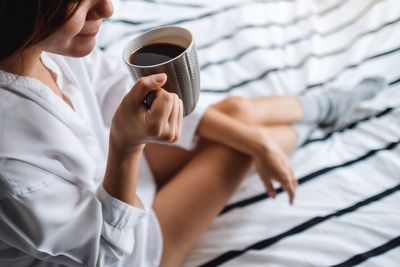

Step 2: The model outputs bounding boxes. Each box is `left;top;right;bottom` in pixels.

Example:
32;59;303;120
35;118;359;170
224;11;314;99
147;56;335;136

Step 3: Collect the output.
129;73;167;107
146;89;182;143
283;176;297;205
177;96;183;140
263;173;296;204
264;180;277;199
273;152;297;204
146;90;174;137
167;93;183;142
149;90;173;119
259;154;298;204
274;162;295;204
288;169;298;204
284;180;295;205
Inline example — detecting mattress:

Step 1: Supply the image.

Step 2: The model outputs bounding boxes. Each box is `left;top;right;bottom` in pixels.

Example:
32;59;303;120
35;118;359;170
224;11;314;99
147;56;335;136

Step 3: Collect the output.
98;0;400;266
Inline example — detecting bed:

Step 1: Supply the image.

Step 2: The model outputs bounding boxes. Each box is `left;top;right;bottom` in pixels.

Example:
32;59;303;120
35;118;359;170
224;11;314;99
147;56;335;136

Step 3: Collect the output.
98;0;400;266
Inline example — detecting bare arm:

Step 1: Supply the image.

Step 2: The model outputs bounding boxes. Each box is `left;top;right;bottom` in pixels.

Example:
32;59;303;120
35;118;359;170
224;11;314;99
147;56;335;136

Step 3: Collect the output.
103;74;183;205
197;106;297;203
103;142;144;205
197;107;264;155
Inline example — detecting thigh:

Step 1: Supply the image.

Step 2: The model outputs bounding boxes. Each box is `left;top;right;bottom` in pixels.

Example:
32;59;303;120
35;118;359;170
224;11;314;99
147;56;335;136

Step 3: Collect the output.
153;141;252;267
144;143;196;189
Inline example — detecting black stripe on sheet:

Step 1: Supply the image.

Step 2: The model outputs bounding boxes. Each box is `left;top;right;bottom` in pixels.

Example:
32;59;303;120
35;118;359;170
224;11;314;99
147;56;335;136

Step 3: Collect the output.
303;107;395;146
330;235;400;267
305;46;400;91
100;0;295;50
201;183;400;267
220;139;400;215
389;76;400;86
200;6;394;72
201;44;400;93
198;0;370;51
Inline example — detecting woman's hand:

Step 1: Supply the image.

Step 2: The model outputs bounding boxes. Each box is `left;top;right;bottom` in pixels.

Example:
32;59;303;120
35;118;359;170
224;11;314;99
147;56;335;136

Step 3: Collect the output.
110;73;183;152
252;128;298;204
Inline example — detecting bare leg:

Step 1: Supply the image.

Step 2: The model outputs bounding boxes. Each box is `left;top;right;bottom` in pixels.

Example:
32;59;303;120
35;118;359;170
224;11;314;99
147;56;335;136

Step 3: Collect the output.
215;96;304;126
261;124;297;156
145;96;299;265
152;141;252;266
146;125;297;266
144;144;194;189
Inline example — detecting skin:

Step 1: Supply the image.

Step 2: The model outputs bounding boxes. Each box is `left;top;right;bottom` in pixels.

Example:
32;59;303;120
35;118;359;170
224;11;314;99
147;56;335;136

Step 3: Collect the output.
0;0;305;265
147;95;303;265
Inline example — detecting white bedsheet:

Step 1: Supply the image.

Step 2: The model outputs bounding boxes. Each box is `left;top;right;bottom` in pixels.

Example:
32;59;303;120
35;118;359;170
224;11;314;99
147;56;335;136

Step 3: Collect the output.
98;0;400;266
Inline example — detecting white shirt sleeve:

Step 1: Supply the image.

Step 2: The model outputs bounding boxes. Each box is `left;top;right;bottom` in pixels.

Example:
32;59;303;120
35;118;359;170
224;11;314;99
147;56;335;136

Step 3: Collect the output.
82;48;206;150
0;161;147;267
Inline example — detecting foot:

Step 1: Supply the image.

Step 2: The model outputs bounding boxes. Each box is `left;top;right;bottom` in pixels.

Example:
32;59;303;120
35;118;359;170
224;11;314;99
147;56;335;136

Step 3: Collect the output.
319;76;386;129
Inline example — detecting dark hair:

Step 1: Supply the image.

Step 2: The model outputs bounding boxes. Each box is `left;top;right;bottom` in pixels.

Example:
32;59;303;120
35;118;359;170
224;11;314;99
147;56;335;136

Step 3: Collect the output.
0;0;83;61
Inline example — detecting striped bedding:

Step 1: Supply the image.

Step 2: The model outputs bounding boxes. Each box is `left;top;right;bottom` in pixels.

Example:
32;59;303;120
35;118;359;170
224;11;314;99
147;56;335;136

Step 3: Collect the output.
98;0;400;266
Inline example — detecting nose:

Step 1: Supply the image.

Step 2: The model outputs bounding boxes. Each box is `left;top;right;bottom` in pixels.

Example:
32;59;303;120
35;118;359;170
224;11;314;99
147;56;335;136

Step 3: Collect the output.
87;0;114;20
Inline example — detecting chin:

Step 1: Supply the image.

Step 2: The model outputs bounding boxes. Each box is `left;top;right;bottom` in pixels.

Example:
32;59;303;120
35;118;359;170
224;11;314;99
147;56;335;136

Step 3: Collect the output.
67;40;97;58
71;46;96;58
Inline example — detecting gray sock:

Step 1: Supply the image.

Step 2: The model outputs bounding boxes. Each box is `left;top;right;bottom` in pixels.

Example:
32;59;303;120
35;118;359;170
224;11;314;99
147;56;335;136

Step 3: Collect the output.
298;76;386;128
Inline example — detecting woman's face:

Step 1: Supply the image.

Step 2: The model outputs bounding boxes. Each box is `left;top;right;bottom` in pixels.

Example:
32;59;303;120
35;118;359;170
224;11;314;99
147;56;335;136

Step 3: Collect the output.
37;0;114;57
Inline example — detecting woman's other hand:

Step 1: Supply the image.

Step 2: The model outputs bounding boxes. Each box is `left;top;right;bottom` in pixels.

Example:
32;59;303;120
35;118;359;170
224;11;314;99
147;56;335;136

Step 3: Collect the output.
110;73;183;152
252;127;298;204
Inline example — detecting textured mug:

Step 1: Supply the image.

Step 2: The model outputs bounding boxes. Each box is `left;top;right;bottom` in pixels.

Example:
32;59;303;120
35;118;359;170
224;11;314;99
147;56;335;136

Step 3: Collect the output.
122;26;200;117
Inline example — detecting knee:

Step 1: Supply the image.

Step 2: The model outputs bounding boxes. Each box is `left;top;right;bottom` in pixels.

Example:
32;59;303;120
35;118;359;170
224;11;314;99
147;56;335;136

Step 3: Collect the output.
212;96;253;123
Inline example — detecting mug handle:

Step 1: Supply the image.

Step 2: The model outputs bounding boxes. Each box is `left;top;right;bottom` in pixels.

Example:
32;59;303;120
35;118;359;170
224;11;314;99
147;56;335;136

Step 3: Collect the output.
143;90;157;109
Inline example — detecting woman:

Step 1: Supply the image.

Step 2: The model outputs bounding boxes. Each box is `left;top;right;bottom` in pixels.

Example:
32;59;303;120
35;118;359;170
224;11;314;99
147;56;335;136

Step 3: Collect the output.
0;0;384;266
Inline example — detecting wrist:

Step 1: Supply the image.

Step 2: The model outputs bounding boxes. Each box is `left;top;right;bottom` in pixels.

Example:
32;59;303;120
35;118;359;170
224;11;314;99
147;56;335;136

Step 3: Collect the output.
104;134;144;206
109;128;145;155
248;127;273;157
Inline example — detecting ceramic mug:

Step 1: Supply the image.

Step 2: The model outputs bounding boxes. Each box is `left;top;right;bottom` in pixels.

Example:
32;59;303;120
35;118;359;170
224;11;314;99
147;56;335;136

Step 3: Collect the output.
122;26;200;116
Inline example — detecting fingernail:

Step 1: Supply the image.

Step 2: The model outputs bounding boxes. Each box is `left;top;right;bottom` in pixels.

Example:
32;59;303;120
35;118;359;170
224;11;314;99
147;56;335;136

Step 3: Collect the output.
152;73;166;84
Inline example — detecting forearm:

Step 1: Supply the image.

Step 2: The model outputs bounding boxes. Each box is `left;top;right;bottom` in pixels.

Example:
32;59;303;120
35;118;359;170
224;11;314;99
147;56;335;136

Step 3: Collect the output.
103;134;145;206
197;106;298;204
197;107;268;157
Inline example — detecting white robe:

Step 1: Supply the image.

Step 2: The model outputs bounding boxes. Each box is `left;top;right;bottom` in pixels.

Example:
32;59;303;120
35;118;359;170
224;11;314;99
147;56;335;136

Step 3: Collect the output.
0;48;204;267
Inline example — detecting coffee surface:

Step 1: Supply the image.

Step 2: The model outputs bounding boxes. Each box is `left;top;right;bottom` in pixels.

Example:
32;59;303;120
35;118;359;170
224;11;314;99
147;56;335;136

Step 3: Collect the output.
129;43;186;66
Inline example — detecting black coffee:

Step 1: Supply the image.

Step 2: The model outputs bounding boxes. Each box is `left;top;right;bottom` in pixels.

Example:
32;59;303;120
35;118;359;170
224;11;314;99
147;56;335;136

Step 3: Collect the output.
129;43;186;66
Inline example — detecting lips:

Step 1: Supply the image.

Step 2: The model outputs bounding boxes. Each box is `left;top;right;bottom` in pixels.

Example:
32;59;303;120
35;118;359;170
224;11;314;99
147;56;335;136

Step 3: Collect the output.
79;26;100;37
